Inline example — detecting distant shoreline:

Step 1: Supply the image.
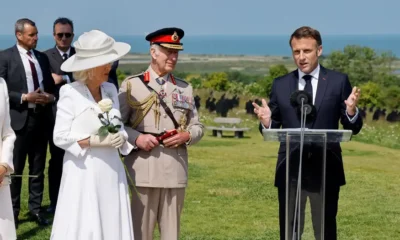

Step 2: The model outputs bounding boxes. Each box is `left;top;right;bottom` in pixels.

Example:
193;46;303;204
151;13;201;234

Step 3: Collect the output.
119;53;292;64
2;34;400;57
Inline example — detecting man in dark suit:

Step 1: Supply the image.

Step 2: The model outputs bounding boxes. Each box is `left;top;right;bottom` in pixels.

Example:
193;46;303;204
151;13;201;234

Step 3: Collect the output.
44;17;75;214
0;18;56;227
253;26;363;240
108;60;120;90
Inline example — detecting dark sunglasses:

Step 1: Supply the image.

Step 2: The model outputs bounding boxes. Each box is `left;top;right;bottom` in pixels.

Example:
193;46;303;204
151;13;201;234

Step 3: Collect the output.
56;33;73;39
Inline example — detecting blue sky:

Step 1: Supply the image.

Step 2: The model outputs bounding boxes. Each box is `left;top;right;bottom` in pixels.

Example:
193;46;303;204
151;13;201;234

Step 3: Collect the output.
0;0;398;36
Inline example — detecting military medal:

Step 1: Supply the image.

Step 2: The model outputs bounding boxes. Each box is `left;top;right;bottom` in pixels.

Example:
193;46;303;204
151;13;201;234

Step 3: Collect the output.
159;89;167;99
172;92;194;110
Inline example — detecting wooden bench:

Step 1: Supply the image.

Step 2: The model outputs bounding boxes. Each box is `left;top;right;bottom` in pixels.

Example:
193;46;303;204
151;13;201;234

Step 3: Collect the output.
206;117;250;138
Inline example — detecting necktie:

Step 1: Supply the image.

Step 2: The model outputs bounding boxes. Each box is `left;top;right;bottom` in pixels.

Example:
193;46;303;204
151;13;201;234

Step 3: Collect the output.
156;77;166;85
303;75;313;104
62;53;68;62
26;51;40;90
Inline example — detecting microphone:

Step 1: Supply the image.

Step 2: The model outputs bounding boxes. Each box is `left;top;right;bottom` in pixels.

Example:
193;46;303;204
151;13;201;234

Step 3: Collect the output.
290;90;312;107
290;90;316;123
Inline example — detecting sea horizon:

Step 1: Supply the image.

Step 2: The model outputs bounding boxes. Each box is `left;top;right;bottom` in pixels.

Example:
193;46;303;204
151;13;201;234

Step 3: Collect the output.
1;34;400;57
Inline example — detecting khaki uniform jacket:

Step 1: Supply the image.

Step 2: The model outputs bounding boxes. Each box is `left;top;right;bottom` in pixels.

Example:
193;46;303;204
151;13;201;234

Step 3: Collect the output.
119;66;204;188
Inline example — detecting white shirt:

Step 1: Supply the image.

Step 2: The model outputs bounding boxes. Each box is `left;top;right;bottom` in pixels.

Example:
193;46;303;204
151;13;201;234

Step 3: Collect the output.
17;44;44;108
56;47;71;83
56;46;71;59
298;64;320;105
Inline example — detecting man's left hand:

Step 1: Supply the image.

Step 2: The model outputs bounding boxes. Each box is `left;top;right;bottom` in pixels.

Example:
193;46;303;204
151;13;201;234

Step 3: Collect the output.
163;131;190;148
345;86;361;116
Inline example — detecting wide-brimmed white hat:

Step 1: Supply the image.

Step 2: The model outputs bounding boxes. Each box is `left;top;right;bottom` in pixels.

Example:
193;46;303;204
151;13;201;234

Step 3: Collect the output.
61;30;131;72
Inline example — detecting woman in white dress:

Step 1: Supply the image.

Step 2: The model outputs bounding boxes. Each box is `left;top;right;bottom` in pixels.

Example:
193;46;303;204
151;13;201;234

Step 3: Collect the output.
0;77;17;240
50;30;134;240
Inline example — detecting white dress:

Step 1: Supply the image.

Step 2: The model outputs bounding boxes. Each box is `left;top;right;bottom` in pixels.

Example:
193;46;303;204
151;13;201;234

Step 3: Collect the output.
50;81;134;240
0;77;17;240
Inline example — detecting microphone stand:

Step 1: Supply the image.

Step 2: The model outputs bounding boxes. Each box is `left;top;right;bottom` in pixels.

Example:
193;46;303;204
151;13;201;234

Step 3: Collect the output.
292;98;309;240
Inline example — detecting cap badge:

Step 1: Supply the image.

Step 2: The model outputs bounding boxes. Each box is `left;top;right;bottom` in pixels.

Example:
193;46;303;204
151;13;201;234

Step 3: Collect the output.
171;31;179;42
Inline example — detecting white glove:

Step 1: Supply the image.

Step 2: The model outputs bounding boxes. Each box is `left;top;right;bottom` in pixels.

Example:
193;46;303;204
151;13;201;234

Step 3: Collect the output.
89;134;112;147
110;132;126;148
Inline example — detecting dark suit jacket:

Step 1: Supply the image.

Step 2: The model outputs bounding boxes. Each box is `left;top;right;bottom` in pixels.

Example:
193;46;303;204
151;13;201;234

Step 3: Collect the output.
44;47;75;89
44;46;75;118
261;65;363;188
108;60;119;91
0;45;56;131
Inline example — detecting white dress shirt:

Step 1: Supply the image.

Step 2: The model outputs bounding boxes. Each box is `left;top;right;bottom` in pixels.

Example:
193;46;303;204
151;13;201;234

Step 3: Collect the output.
57;47;71;83
298;64;320;105
17;44;44;108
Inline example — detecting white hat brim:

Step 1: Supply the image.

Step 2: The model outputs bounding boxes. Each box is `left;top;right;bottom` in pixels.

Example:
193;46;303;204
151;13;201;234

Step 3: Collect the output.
61;42;131;72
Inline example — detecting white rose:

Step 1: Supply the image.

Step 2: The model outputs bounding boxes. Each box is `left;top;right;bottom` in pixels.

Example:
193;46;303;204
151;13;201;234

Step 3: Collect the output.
98;98;113;113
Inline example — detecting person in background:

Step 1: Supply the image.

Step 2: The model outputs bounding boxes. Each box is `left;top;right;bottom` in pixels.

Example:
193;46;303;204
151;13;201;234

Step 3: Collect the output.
108;60;120;90
0;18;55;227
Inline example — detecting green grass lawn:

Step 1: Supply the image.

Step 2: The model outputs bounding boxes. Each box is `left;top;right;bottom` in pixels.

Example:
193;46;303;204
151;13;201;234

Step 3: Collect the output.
15;124;400;239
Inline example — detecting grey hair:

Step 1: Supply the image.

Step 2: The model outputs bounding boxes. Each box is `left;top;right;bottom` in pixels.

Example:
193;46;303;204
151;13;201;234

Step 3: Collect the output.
15;18;36;34
150;44;161;56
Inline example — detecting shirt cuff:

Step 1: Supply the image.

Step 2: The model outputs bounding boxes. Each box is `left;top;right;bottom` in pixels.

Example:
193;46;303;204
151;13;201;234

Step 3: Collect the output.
346;107;359;123
261;121;272;129
63;75;71;83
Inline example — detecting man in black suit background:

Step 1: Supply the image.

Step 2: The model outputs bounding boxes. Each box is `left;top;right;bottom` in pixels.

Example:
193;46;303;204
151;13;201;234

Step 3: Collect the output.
253;26;363;240
44;17;75;214
108;60;120;90
0;18;56;226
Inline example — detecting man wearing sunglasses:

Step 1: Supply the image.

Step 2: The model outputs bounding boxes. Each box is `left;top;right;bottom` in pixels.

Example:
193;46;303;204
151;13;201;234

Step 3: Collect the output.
44;17;75;214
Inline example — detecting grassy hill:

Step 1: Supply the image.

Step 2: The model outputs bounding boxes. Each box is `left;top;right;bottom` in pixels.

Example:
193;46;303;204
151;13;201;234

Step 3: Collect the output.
14;106;400;239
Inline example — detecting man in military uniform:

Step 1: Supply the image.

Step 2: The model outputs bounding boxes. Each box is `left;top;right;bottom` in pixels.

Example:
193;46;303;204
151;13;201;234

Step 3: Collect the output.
119;27;204;240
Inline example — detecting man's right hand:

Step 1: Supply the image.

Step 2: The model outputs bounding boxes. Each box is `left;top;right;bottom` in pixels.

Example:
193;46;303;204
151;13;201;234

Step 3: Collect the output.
135;134;160;152
252;99;272;127
24;88;46;103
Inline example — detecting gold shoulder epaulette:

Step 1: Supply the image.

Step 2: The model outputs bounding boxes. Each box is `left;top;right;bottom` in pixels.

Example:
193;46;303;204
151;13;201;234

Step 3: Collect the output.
126;81;161;129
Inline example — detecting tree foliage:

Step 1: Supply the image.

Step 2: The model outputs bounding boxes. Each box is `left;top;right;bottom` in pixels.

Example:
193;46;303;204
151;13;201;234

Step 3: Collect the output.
203;72;229;91
323;45;396;86
258;64;289;97
324;45;399;109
